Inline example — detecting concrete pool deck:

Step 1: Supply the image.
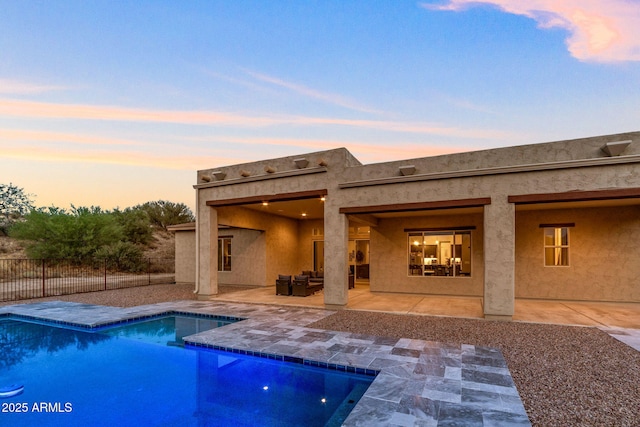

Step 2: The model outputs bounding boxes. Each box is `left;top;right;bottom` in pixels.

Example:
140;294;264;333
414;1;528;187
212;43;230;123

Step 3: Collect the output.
213;284;640;328
1;300;530;426
212;284;640;352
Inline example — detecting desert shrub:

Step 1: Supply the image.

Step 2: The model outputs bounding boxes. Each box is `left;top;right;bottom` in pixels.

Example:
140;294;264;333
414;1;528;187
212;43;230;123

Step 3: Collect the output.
112;207;153;245
9;206;123;263
135;200;194;230
95;241;145;272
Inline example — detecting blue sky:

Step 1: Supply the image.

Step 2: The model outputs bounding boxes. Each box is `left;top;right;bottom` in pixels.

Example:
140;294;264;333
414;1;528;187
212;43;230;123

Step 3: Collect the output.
1;0;639;211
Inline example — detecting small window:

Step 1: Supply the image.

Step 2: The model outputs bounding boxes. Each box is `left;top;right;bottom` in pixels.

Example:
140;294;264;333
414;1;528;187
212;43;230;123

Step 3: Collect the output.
218;238;231;271
544;227;569;266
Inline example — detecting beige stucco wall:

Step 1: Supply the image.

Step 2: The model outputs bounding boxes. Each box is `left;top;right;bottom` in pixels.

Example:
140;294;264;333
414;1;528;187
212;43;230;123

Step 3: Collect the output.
194;132;640;315
195;148;356;304
370;213;484;296
171;225;266;286
174;229;196;284
217;228;266;287
296;219;324;273
515;205;640;302
216;206;298;286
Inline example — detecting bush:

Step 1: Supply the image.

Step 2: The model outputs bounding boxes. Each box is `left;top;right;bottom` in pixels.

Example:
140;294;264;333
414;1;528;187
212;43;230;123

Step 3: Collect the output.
9;206;123;263
0;183;35;236
95;242;146;272
136;200;194;230
112;208;153;245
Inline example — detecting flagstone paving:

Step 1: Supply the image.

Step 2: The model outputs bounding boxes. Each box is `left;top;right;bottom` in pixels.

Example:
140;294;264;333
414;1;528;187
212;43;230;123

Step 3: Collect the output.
0;300;531;426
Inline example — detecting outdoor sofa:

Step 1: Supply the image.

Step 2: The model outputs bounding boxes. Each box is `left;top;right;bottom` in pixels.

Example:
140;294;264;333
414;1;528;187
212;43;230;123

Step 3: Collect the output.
292;274;323;296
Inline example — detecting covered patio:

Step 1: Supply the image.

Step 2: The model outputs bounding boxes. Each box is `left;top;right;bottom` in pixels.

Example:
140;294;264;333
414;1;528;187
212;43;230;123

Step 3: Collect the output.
211;283;640;330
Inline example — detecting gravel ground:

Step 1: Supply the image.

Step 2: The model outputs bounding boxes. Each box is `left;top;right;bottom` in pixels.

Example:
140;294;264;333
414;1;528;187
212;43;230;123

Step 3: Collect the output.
2;284;639;426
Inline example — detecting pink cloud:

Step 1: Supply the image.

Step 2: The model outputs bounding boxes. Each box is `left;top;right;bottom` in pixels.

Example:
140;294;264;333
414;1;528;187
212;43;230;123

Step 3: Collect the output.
0;98;273;126
423;0;640;62
0;79;69;94
0;128;148;147
1;144;227;171
0;98;516;140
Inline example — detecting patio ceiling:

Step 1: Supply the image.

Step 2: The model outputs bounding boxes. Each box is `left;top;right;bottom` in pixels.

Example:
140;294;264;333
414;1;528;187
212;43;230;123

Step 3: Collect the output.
243;198;325;220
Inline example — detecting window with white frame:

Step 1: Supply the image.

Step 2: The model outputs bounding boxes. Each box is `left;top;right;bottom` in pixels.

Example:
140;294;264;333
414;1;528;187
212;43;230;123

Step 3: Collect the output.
543;227;569;266
408;230;472;277
218;237;232;272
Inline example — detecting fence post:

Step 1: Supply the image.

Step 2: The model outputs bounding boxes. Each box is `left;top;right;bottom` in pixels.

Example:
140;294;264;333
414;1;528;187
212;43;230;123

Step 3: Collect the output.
147;258;151;285
41;259;46;298
104;259;107;291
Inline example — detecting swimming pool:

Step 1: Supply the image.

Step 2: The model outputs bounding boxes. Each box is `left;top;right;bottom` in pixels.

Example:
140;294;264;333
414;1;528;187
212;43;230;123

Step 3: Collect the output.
0;316;374;426
99;314;238;346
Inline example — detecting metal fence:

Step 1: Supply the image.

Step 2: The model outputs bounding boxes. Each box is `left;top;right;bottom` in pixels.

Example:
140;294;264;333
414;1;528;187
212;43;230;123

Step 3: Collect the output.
0;258;175;302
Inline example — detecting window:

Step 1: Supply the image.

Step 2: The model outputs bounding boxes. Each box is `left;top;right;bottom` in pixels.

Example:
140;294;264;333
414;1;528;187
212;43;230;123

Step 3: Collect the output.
544;227;569;266
408;230;471;277
218;237;231;271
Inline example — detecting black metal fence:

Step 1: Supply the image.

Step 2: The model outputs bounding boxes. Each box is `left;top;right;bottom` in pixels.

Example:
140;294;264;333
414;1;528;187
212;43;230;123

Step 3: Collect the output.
0;258;175;302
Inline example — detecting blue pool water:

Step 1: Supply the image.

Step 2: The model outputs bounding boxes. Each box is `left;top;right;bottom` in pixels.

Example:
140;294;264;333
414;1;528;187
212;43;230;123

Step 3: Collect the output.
98;314;237;346
0;317;373;427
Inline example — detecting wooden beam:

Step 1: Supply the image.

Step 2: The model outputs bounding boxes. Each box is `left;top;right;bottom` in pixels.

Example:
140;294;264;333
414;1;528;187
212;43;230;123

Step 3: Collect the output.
339;198;491;215
508;188;640;205
207;189;328;207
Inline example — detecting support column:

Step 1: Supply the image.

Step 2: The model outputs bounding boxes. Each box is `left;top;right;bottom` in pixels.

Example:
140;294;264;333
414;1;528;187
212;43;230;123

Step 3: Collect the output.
483;197;515;320
323;202;349;309
197;206;219;300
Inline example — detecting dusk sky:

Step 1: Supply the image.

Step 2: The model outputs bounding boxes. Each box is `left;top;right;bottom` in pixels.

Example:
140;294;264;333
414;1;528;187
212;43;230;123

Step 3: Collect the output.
1;1;639;211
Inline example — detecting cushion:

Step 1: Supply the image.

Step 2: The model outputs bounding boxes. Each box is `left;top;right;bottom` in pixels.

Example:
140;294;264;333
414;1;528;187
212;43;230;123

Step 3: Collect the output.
295;275;309;281
278;275;291;281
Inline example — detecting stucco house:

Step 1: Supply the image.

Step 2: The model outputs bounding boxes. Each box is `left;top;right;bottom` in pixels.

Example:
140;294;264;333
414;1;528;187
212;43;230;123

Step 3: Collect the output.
189;131;640;320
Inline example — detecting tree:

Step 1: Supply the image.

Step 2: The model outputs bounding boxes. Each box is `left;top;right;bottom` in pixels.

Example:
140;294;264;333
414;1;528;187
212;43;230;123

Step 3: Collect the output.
136;200;194;230
112;207;153;245
9;205;123;263
0;183;35;235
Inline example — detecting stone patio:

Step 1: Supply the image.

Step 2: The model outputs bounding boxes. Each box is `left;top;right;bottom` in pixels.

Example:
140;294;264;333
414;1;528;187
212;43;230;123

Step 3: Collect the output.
0;300;531;426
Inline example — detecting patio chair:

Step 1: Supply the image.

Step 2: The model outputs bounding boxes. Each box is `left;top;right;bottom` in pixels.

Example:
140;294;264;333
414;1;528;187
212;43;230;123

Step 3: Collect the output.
276;275;292;295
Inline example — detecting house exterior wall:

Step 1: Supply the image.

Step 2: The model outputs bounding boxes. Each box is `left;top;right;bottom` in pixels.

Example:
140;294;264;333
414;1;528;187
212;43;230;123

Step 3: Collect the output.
174;229;196;284
216;206;297;286
217;228;266;287
297;219;324;273
193;131;640;318
170;224;267;287
515;205;640;302
195;148;357;303
370;213;484;296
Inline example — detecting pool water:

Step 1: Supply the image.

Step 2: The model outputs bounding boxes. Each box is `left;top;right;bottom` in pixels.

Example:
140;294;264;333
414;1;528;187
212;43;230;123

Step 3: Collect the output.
99;315;237;346
0;318;373;427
